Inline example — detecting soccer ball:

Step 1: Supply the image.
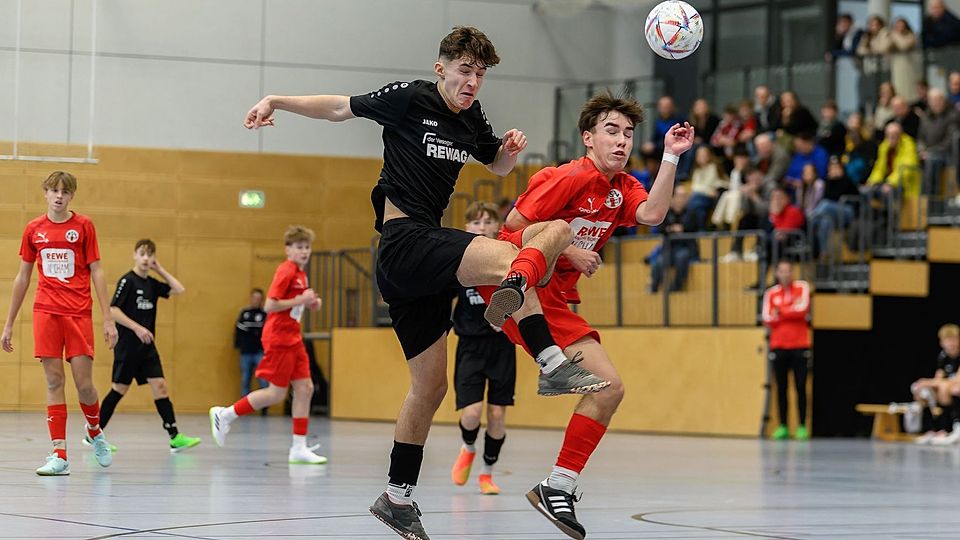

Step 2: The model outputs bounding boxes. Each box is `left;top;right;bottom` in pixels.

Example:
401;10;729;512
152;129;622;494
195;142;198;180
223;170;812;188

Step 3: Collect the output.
645;1;704;60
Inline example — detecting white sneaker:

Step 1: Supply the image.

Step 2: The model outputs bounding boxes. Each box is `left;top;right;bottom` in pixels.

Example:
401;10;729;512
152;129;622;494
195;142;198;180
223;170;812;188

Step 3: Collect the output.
288;445;328;464
916;431;940;445
719;252;741;263
743;251;759;262
931;431;960;446
209;406;230;447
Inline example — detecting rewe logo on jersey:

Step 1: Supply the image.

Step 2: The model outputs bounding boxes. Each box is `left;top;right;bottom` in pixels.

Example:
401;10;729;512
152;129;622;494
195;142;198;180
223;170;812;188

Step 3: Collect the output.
423;132;468;163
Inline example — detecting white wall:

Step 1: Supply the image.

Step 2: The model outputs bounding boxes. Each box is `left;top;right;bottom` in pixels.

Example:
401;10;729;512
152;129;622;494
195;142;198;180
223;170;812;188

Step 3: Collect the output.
0;0;656;158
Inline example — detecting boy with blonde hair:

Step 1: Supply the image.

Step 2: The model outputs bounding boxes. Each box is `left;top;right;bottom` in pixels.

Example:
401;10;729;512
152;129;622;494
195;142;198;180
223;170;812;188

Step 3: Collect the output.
209;226;326;464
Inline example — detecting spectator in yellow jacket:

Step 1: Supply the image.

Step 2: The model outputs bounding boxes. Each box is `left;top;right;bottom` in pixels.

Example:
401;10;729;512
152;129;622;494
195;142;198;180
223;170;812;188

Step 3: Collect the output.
867;121;921;199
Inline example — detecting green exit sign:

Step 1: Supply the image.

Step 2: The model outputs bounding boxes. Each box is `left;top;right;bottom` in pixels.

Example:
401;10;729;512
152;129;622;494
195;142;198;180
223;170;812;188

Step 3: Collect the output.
239;190;265;209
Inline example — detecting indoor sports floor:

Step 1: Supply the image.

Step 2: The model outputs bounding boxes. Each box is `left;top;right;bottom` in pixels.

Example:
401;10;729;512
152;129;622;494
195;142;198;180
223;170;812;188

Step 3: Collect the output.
0;412;958;539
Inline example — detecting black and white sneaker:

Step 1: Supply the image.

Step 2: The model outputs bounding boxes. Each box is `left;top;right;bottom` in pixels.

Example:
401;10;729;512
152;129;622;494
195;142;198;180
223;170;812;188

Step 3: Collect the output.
369;492;431;540
525;481;586;540
484;272;526;327
538;352;611;396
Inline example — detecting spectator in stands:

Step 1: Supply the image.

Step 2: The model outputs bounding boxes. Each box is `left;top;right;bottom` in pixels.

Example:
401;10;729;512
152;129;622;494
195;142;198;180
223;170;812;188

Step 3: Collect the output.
762;260;812;441
810;157;859;259
767;187;806;264
913;323;960;444
689;99;720;147
922;0;960;49
866;121;921;200
648;185;699;293
843;112;877;184
784;133;830;201
754;85;779;133
712;145;751;231
753;132;790;192
798;163;824;218
918;88;959;195
888;95;921;139
911;80;930;113
721;167;769;263
871;82;897;139
710;105;743;161
949;72;960;108
889;18;920;101
736;100;758;146
628;152;659;192
688;145;728;228
235;288;267;397
857;15;891;73
643;95;685;158
773;92;818;150
817;100;847;157
826;13;863;62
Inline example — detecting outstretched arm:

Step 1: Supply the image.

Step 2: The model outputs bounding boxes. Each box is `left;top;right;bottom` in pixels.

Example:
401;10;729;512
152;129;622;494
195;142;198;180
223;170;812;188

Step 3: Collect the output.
636;122;695;225
244;95;355;129
485;129;528;177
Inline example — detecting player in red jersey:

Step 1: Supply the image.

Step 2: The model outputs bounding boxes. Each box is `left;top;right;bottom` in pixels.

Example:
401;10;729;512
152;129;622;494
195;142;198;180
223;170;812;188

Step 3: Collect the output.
480;93;693;539
1;171;119;475
208;225;327;465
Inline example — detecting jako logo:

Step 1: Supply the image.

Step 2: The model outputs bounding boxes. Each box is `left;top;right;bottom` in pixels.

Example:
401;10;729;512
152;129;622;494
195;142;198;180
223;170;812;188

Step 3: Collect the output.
422;118;438;127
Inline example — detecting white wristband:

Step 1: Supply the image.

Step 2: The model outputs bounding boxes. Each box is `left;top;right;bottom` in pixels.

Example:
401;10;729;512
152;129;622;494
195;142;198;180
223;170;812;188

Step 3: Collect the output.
662;152;679;165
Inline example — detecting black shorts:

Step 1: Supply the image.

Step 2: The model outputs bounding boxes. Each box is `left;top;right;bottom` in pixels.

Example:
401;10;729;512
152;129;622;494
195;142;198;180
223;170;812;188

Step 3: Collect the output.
454;334;517;409
377;218;477;360
112;344;164;385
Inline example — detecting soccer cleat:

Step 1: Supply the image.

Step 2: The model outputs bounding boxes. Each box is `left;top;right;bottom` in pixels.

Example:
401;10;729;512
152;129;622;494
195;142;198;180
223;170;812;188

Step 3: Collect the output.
794;425;810;441
35;455;70;476
526;481;586;540
772;425;789;440
82;434;117;453
91;433;113;467
484;272;526;327
169;433;201;454
288;446;328;464
478;474;500;495
538;353;611;396
369;492;431;540
209;406;230;447
451;446;476;486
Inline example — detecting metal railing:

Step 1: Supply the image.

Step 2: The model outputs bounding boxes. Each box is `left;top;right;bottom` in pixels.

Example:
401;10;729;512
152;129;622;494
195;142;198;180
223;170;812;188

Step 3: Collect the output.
302;246;378;335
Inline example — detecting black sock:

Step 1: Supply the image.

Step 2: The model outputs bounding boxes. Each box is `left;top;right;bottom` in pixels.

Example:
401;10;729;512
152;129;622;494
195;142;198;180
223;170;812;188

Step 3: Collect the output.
482;432;505;466
388;441;424;487
517;314;557;358
99;389;124;430
154;397;179;438
459;420;480;447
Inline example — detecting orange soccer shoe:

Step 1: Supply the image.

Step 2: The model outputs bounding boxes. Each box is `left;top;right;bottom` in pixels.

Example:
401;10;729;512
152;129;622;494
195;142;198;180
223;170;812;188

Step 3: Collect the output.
478;474;500;495
451;447;476;486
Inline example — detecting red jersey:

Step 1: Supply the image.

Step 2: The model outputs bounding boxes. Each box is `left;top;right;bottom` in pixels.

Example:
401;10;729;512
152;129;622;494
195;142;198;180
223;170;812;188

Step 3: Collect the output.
505;157;649;300
770;204;805;231
762;280;811;349
19;212;100;317
262;260;309;349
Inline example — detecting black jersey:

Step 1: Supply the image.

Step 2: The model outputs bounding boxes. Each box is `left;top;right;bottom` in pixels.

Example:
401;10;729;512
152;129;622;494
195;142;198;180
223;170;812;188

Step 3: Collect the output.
453;287;498;338
937;351;960;378
111;271;171;348
350;80;503;230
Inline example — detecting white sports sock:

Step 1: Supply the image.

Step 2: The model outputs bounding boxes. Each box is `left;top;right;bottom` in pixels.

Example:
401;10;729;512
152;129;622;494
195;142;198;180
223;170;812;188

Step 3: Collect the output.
547;466;579;494
386;482;415;505
219;406;238;423
537;346;566;374
481;464;493;476
463;442;476;453
292;434;307;449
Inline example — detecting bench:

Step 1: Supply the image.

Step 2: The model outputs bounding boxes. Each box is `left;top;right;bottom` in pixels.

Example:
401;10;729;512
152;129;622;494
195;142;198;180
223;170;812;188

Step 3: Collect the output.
855;404;918;442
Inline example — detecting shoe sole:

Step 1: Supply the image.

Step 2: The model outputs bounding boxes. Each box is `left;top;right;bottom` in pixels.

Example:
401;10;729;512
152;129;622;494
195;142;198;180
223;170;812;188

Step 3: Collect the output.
208;408;225;448
525;490;585;540
484;286;524;327
538;380;612;397
369;507;424;540
289;459;329;464
36;469;70;476
95;455;113;468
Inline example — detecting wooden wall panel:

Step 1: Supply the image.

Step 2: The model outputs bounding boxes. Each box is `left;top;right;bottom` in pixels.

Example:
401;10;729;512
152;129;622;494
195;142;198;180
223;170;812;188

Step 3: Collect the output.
870;260;929;297
928;228;960;263
812;294;872;330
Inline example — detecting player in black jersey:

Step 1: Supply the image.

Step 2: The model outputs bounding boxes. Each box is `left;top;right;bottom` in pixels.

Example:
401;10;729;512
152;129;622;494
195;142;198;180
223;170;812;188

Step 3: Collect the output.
450;202;516;496
96;239;201;453
243;27;609;540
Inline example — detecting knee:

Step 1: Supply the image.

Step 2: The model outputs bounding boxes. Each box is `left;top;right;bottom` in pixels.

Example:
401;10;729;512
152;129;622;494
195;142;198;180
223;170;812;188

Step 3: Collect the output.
548;219;573;244
487;406;505;425
296;380;315;398
153;380;169;396
594;379;625;412
415;377;448;410
75;381;97;399
46;372;66;392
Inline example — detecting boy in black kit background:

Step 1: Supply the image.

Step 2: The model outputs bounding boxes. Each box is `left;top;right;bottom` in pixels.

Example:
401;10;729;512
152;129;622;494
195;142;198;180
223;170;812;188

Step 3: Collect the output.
97;239;201;453
451;202;516;496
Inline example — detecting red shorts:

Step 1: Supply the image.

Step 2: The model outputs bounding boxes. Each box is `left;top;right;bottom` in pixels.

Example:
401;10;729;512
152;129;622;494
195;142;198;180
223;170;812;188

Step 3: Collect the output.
480;229;600;356
255;343;310;387
33;312;95;361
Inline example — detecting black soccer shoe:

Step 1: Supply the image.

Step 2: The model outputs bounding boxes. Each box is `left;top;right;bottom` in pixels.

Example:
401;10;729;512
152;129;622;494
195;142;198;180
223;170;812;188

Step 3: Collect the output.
369;492;431;540
526;481;586;540
484;272;526;327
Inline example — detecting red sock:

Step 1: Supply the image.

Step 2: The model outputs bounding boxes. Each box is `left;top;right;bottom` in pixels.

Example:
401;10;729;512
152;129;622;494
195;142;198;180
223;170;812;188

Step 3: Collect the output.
555;413;607;474
79;401;102;439
508;247;547;289
292;417;308;436
232;396;255;417
47;404;68;460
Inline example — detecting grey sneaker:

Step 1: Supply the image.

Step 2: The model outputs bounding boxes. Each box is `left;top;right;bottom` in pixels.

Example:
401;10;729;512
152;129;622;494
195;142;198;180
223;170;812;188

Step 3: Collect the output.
91;433;113;468
369;492;430;540
539;353;611;396
484;272;526;327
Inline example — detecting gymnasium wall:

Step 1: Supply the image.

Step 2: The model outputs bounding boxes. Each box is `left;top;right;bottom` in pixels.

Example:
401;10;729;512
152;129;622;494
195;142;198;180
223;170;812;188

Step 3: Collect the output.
0;0;656;159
